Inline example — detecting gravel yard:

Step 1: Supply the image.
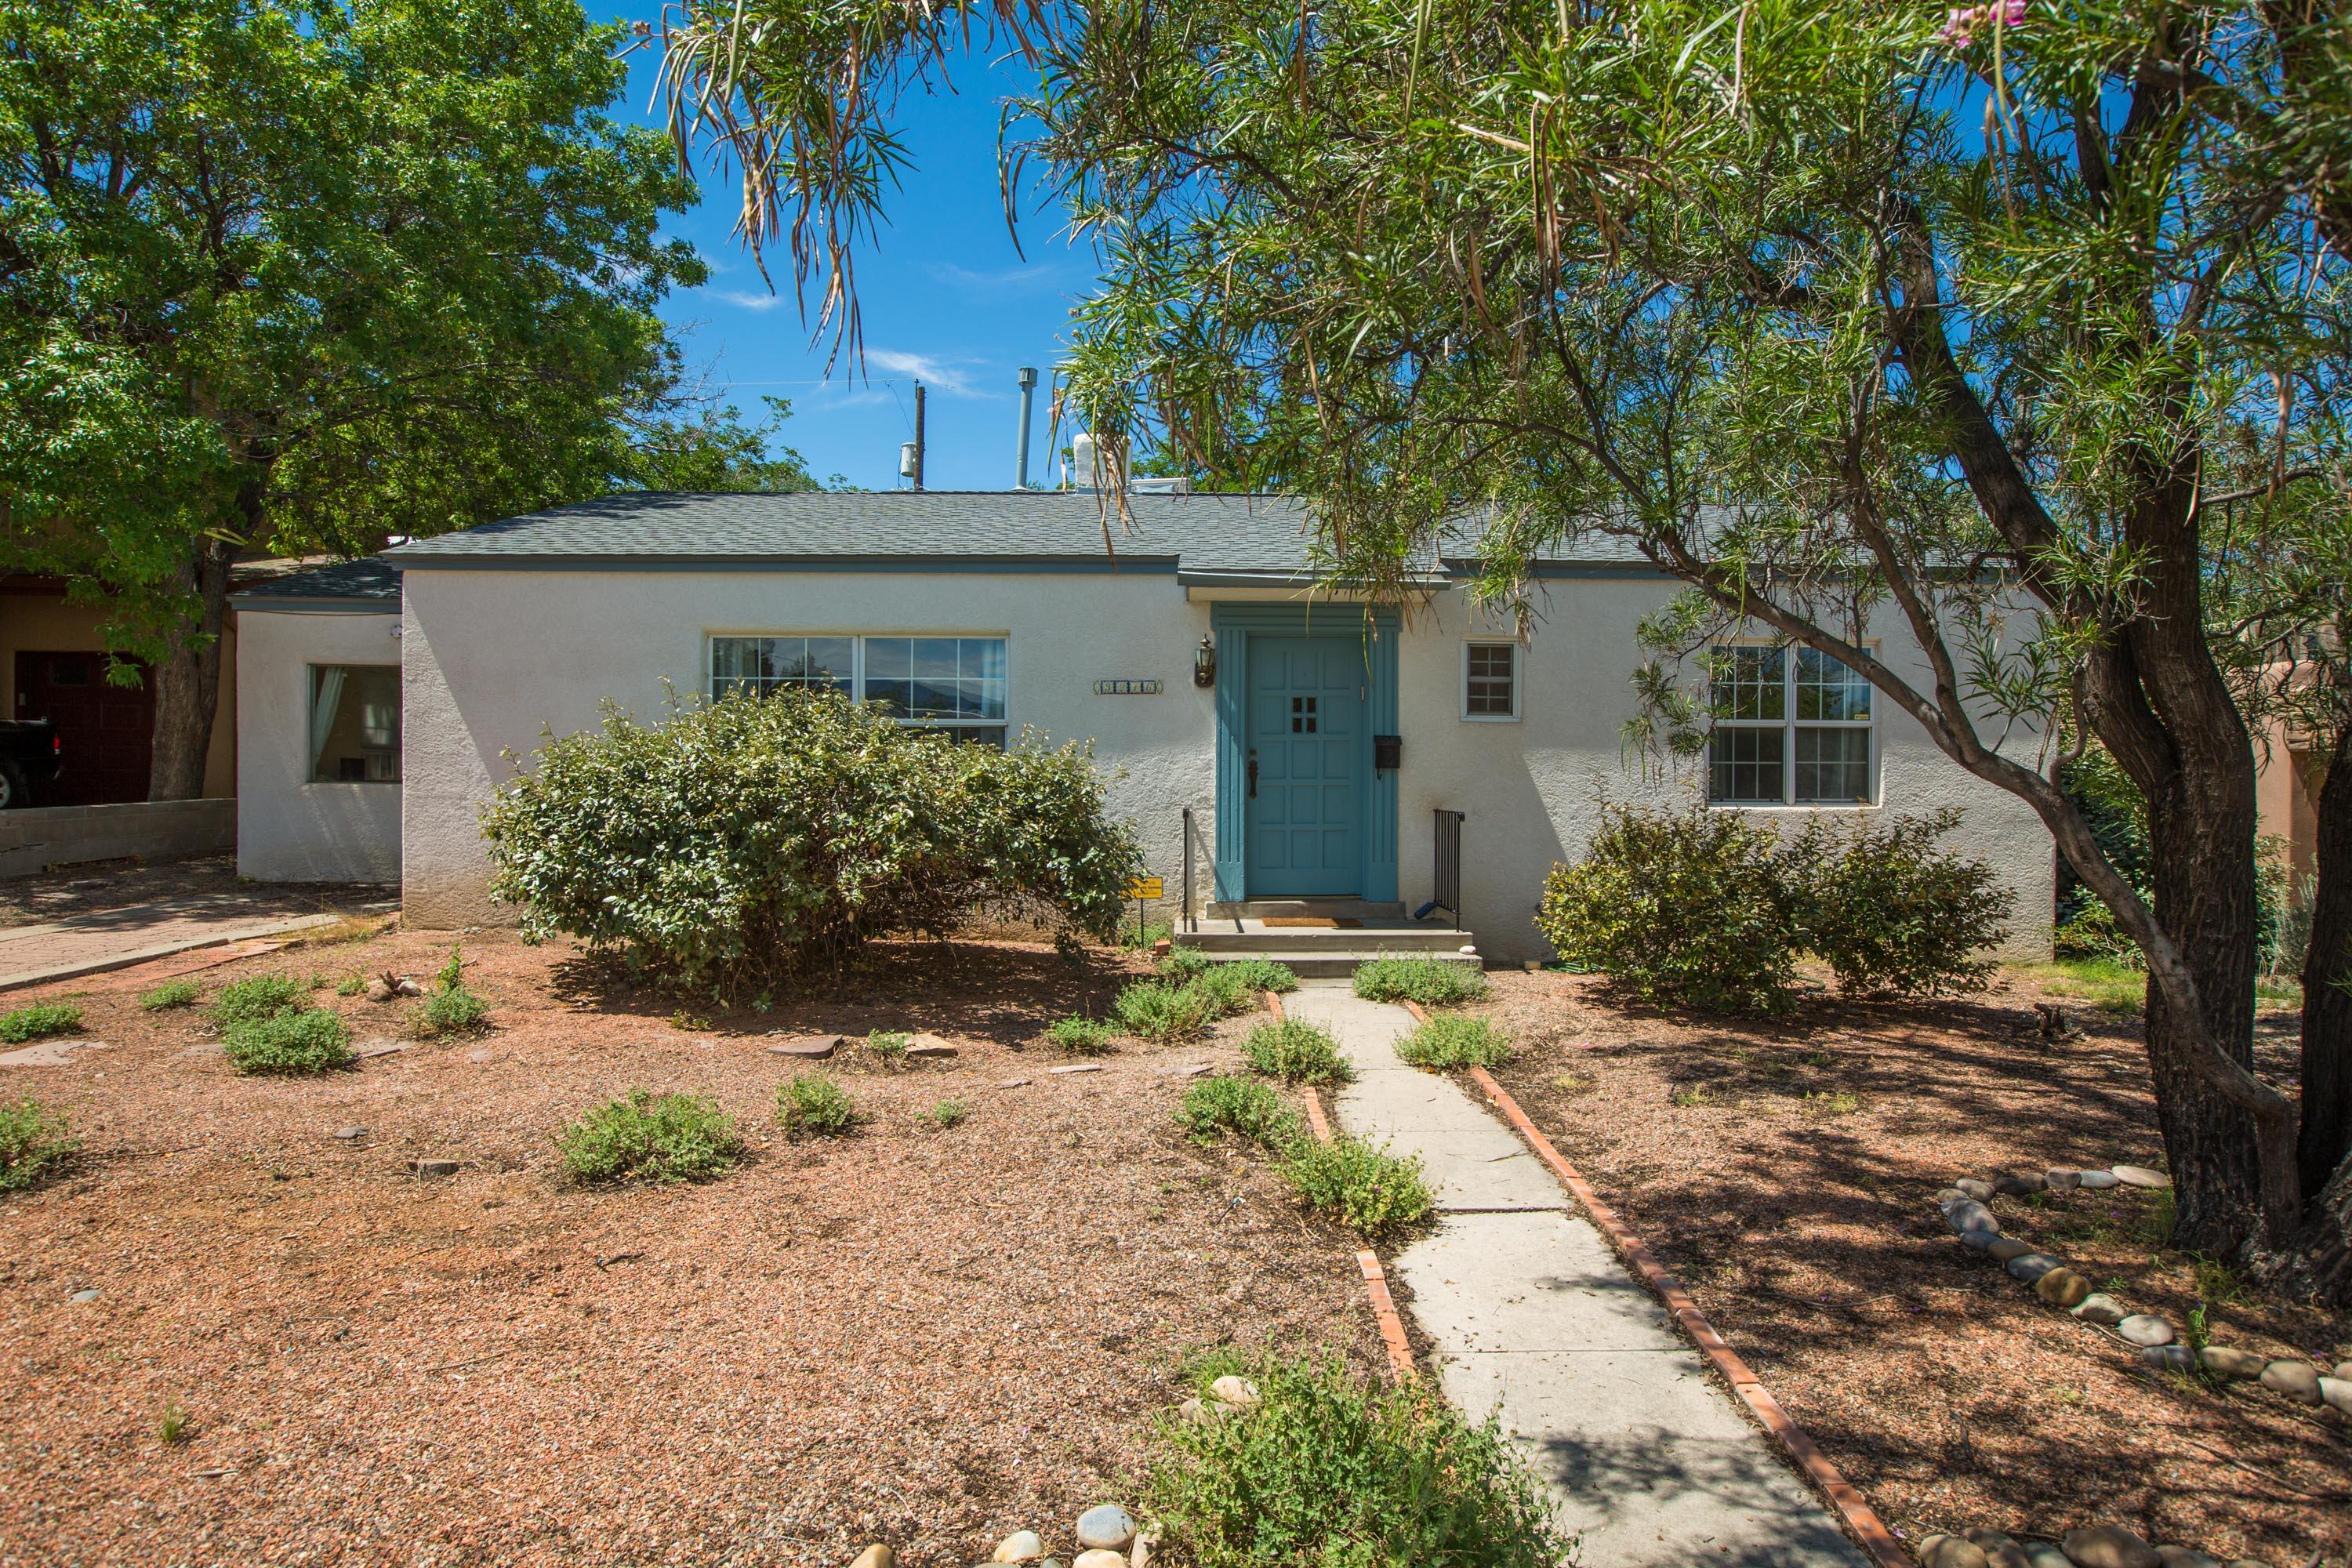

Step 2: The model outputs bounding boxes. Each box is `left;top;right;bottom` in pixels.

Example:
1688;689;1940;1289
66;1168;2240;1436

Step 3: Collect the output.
1475;967;2351;1568
0;927;1381;1567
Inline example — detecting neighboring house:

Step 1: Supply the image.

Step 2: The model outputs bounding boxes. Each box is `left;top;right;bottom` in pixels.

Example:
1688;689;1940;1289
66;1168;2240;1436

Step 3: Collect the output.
2;574;239;804
229;559;403;883
214;489;2054;965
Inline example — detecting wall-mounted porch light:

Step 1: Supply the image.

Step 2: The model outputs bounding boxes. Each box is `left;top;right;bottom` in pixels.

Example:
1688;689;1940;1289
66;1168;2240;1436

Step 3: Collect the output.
1193;634;1217;688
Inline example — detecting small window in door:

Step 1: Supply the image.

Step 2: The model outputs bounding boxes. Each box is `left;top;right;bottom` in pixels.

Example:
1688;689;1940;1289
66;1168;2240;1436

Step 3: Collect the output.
309;666;400;783
1291;696;1317;733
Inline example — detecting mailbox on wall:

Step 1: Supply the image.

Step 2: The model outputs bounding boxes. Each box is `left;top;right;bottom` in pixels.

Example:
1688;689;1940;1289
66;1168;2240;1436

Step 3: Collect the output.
1373;734;1403;773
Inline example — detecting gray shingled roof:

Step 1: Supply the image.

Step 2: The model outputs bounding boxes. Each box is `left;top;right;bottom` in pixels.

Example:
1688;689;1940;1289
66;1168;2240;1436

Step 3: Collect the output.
379;490;1659;577
380;491;1328;575
232;557;401;608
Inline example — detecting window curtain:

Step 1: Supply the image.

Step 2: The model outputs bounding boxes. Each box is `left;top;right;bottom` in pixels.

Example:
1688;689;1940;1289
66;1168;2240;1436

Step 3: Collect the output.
309;666;347;778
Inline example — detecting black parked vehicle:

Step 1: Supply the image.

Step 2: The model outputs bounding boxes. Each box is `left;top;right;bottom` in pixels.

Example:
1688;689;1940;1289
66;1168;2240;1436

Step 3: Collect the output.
0;718;61;808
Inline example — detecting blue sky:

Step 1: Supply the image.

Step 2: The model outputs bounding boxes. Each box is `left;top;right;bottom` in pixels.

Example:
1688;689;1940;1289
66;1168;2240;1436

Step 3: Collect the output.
612;19;1092;492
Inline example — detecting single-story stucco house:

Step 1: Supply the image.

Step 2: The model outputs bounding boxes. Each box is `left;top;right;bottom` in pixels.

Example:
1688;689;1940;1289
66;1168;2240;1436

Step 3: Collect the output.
228;489;2056;965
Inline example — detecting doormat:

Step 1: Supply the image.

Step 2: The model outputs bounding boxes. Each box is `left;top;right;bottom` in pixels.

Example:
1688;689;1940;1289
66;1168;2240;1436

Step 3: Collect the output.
1260;916;1363;928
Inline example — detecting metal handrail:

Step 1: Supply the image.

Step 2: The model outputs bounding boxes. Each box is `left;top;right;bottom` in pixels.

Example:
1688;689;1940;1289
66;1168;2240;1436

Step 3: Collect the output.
1428;808;1467;925
1180;805;1196;933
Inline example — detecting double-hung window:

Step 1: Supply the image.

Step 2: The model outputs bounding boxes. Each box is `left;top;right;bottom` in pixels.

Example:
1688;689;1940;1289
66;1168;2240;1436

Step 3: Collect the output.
710;634;1008;746
308;665;400;783
1706;644;1875;805
1461;642;1519;720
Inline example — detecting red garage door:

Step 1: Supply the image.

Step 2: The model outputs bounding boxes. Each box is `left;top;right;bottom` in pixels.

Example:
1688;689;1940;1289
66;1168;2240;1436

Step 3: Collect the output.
13;651;154;805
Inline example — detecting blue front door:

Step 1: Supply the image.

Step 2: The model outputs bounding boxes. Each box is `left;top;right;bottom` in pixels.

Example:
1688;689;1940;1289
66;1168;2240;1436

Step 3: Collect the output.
1244;635;1365;896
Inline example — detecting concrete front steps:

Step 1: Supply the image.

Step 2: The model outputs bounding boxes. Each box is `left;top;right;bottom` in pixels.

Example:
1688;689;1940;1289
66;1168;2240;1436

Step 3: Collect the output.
1174;900;1480;978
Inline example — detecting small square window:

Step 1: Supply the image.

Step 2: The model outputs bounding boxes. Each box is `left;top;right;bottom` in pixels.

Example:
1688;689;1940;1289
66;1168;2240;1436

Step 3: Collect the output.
309;665;399;783
1463;643;1519;720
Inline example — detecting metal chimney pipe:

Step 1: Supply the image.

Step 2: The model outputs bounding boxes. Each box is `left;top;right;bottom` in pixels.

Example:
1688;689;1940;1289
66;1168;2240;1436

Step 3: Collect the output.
911;382;926;491
1014;367;1037;490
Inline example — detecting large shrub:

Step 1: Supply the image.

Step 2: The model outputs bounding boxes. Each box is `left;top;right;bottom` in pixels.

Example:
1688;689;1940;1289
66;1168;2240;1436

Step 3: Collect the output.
1787;810;2013;996
481;689;1142;989
1537;803;1798;1011
1143;1353;1569;1568
1537;801;2011;1011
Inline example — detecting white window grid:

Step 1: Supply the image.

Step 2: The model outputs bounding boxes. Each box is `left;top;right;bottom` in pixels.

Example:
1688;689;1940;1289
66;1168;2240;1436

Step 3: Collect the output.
707;634;1009;735
1705;643;1876;806
1461;641;1521;722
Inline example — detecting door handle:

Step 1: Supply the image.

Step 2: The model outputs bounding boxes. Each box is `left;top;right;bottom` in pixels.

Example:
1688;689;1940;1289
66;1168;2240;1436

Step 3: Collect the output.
1247;755;1258;798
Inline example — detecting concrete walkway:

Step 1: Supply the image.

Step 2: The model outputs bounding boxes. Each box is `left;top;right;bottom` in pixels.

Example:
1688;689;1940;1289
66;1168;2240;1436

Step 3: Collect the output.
1285;985;1870;1568
0;895;372;993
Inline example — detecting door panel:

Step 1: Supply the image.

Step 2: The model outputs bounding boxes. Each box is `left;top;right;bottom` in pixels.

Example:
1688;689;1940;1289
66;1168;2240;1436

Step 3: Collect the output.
13;651;153;805
1244;636;1364;895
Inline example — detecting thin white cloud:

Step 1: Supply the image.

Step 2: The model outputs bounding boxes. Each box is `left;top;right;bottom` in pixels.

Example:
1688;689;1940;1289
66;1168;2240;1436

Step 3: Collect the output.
862;349;978;396
712;289;789;313
929;260;1062;292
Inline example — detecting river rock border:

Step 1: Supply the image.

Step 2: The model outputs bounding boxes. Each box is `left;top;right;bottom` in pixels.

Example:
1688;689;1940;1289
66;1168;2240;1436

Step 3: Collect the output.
1919;1520;2274;1568
1931;1170;2352;1421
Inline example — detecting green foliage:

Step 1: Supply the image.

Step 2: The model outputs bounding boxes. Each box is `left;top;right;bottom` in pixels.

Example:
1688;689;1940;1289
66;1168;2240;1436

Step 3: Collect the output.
158;1403;190;1446
1220;957;1300;995
927;1098;970;1129
481;688;1142;989
865;1029;911;1065
209;974;306;1028
1046;1014;1116;1054
417;984;492;1037
1140;1353;1569;1568
1351;957;1489;1007
0;1002;81;1044
434;946;466;993
0;0;705;784
1156;945;1216;981
619;393;822;493
1112;979;1223;1042
0;1098;78;1192
1396;1015;1514;1071
1242;1019;1355;1085
334;975;366;997
1181;963;1260;1017
775;1073;855;1137
1538;804;1795;1013
1177;1074;1301;1148
1279;1135;1433;1239
140;981;201;1011
1541;803;2009;1010
223;1007;353;1075
556;1089;744;1184
1786;810;2013;996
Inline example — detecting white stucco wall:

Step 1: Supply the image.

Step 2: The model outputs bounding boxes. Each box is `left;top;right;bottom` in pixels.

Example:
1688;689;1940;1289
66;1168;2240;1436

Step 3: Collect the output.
397;564;2054;961
234;608;403;884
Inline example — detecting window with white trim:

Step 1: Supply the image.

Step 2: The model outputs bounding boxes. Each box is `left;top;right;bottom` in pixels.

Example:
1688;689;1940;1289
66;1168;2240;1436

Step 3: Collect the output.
710;634;1008;746
1705;645;1874;805
1462;641;1519;720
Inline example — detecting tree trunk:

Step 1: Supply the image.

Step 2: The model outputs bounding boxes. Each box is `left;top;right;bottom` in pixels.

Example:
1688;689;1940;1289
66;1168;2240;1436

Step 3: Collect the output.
2138;770;2270;1252
147;534;235;801
2299;717;2352;1202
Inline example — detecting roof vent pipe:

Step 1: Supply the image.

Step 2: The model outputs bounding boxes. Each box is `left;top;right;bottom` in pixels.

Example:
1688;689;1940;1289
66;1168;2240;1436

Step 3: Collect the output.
1014;367;1037;490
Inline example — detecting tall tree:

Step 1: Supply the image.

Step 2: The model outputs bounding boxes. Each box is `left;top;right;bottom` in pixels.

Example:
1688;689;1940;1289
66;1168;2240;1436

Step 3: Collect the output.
0;0;702;797
662;0;2352;1290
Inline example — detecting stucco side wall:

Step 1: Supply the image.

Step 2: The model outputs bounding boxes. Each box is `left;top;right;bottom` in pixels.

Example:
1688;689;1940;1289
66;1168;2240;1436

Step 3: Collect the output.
234;608;402;883
1388;583;2055;963
399;567;1217;927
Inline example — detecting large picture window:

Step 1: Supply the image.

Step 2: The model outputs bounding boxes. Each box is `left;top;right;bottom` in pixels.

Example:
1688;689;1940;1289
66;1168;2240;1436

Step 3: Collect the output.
1705;645;1874;805
710;634;1008;746
309;665;400;783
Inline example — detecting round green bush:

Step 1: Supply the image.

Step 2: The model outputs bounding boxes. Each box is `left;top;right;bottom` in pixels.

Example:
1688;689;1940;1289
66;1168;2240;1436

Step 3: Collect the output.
1396;1015;1514;1070
1177;1074;1301;1148
1787;809;2013;995
1537;803;1798;1012
223;1007;354;1076
557;1089;745;1183
481;688;1142;989
776;1073;856;1138
1143;1353;1568;1568
1350;957;1488;1006
1279;1134;1432;1238
0;1098;78;1193
1112;979;1222;1041
1242;1019;1354;1085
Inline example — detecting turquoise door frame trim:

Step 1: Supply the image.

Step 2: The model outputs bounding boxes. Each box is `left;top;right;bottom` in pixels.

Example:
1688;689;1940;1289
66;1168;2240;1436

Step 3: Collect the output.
1210;602;1399;904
